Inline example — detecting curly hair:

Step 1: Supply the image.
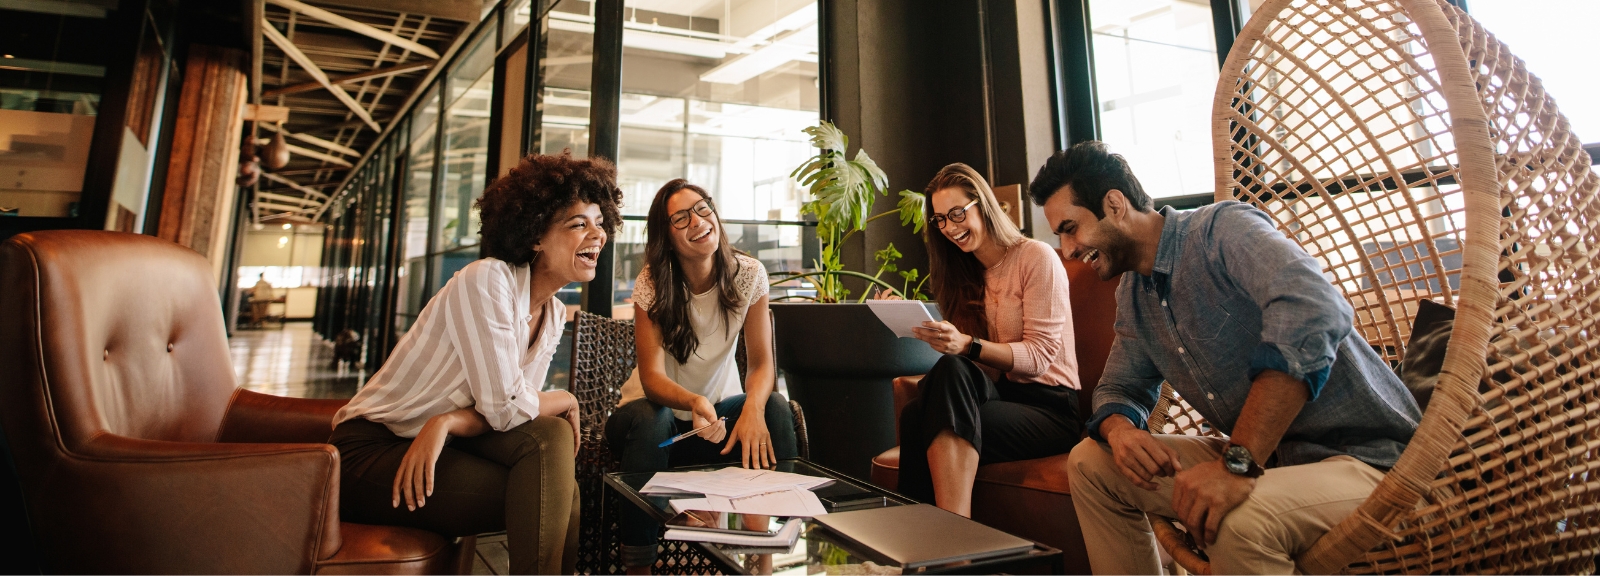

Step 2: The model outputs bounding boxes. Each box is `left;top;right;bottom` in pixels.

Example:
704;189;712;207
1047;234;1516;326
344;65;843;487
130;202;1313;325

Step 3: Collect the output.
475;152;624;266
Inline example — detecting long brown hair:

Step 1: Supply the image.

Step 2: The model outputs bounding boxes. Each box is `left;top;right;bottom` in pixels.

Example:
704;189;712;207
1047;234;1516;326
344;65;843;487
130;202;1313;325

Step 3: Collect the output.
643;179;744;364
924;163;1027;340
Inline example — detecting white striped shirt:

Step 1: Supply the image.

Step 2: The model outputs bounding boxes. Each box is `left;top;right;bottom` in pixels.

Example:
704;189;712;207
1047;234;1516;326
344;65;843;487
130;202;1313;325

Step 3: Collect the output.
333;258;563;438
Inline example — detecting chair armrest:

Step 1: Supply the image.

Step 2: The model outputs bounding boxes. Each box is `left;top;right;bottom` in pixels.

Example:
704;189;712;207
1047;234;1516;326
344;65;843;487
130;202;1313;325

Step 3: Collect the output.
891;375;924;444
218;388;348;444
40;434;343;573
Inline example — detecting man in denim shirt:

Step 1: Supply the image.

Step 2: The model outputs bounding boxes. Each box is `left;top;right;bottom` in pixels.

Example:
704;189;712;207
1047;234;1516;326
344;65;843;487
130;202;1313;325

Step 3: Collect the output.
1030;142;1420;574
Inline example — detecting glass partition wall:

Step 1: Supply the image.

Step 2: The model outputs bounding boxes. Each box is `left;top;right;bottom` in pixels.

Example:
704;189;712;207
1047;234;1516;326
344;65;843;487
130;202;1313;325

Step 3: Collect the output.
314;0;824;376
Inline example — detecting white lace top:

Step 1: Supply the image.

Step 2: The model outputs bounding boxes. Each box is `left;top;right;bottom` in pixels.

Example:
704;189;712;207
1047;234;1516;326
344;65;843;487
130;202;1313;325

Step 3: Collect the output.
618;254;769;419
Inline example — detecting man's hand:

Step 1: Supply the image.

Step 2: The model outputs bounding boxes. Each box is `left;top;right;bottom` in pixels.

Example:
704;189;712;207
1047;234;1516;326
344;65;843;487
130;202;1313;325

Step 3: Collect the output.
1171;459;1256;548
721;403;775;469
690;396;727;443
1102;415;1182;490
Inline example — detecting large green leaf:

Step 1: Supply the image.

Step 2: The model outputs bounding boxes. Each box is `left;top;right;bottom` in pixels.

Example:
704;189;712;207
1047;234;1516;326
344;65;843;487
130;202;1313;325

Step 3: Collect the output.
897;190;926;234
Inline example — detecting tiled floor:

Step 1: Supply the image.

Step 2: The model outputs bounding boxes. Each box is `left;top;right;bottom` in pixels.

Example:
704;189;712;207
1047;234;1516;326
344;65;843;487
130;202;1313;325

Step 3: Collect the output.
228;322;510;575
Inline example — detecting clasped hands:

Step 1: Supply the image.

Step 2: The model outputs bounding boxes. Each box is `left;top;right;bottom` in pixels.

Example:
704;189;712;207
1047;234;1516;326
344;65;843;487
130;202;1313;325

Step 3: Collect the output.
1102;416;1257;549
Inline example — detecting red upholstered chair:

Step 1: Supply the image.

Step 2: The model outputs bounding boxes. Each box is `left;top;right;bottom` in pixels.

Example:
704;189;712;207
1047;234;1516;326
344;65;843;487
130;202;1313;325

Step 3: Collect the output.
0;230;475;574
868;254;1119;575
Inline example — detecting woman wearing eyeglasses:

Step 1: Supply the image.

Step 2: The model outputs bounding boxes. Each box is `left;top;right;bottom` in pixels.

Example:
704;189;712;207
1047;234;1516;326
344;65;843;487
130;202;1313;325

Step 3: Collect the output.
605;179;797;574
893;162;1082;517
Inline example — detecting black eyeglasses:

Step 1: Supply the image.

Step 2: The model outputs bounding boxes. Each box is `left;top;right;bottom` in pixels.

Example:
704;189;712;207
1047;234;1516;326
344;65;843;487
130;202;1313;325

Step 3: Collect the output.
930;199;979;230
669;201;715;229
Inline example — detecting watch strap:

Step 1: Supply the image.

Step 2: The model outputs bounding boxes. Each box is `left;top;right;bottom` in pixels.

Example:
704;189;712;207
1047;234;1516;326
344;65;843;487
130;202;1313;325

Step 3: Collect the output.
964;338;983;359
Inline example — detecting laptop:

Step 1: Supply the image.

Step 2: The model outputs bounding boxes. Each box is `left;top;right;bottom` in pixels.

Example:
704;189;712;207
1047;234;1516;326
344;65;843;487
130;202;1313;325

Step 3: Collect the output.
811;504;1035;569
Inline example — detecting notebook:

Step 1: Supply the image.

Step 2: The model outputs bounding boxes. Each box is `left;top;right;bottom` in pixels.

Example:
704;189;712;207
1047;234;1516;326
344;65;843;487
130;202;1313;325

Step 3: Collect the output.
811;504;1035;569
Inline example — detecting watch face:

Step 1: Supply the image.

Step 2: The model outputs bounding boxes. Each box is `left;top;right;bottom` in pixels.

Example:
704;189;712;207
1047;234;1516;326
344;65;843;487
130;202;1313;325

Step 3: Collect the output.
1224;445;1251;474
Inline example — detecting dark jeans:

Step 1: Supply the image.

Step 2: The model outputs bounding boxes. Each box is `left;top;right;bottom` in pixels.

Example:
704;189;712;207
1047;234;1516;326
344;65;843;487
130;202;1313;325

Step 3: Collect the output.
331;417;580;575
897;354;1083;503
604;393;798;568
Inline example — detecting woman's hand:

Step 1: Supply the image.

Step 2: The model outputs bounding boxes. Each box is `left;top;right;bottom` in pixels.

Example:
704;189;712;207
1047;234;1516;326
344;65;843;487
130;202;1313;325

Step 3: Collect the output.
393;412;455;511
538;390;582;452
722;403;776;468
911;320;973;356
871;288;903;300
690;396;727;443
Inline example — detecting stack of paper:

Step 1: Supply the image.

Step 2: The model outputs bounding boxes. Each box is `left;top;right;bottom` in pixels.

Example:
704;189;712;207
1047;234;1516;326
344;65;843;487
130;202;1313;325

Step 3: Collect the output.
642;467;833;497
664;516;804;547
642;467;834;518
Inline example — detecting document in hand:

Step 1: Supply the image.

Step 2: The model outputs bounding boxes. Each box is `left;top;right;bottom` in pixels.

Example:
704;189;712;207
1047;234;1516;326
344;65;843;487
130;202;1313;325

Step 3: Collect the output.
665;516;804;547
866;300;937;339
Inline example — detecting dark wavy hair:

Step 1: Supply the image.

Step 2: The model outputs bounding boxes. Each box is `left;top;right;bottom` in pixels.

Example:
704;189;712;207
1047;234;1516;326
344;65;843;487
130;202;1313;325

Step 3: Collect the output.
924;163;1026;340
475;152;623;266
643;179;744;364
1027;140;1152;218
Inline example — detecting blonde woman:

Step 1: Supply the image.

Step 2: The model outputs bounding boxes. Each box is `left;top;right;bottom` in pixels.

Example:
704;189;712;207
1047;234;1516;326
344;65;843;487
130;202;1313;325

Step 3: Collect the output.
896;162;1082;517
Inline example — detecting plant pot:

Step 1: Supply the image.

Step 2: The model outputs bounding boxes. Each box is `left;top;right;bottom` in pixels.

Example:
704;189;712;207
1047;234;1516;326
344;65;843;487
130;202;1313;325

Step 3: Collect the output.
770;302;943;480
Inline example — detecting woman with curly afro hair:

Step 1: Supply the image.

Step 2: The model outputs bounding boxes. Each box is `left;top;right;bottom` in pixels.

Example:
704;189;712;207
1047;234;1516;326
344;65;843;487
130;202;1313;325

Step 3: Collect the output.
331;152;623;574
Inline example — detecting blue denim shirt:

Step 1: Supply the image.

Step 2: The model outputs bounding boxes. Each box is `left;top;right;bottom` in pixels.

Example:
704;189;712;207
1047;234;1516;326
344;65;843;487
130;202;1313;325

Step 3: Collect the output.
1087;202;1421;469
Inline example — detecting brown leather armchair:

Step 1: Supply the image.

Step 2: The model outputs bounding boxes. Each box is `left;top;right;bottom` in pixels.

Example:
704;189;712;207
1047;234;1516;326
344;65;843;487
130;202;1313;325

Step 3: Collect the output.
868;256;1119;575
0;230;473;574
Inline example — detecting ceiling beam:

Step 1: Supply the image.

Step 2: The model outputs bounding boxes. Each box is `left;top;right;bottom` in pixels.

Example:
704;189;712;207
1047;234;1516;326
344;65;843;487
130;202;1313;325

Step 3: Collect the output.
257;191;322;206
266;0;441;59
307;0;481;23
259;138;356;166
261;19;382;132
263;59;433;98
254;202;319;214
263;172;332;199
259;122;361;155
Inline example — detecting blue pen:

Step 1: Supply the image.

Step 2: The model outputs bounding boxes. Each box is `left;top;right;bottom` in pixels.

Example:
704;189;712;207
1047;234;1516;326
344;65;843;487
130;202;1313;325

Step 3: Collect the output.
658;417;727;447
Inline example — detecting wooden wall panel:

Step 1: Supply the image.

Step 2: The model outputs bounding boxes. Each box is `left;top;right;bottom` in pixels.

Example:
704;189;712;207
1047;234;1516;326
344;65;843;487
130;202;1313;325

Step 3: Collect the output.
158;44;246;263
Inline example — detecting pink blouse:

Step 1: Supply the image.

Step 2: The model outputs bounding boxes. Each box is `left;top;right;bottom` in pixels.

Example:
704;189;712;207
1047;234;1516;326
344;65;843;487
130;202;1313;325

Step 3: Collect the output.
981;239;1080;389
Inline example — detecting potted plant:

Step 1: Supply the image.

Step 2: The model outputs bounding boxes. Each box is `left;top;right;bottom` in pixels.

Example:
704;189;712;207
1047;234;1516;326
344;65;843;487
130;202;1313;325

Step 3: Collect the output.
768;121;943;480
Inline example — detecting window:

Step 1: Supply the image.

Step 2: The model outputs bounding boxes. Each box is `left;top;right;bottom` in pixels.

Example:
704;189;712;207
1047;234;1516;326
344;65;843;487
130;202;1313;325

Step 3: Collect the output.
1465;0;1600;151
0;5;112;217
612;0;820;310
1087;0;1220;200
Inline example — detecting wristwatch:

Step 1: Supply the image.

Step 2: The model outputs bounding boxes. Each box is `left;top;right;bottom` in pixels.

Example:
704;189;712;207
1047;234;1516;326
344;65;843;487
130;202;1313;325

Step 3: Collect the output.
964;338;984;360
1223;443;1266;478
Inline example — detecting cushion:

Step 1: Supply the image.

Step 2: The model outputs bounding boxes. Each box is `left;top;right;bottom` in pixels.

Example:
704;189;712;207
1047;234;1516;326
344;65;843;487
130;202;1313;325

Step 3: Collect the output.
1398;299;1455;411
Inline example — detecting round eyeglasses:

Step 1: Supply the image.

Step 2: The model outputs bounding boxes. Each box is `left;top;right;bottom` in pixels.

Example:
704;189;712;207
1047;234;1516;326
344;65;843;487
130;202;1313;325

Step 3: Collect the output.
930;199;979;230
670;201;715;229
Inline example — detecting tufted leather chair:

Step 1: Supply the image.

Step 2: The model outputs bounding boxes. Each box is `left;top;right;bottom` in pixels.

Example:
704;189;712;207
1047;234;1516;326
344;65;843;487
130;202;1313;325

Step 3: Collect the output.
868;255;1119;575
0;230;473;574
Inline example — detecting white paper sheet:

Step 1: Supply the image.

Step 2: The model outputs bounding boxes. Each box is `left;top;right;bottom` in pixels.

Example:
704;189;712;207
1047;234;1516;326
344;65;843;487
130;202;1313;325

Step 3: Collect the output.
641;467;833;497
866;299;937;338
669;485;829;517
664;516;804;547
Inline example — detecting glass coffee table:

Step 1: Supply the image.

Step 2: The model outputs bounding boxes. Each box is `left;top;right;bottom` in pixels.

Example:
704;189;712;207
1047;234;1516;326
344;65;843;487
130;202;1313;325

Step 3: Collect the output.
605;459;1064;574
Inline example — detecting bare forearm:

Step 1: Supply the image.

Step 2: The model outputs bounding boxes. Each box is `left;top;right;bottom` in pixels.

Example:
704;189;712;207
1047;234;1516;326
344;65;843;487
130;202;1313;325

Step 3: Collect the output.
1229;369;1309;462
435;408;491;438
641;374;706;412
536;390;576;418
741;366;775;412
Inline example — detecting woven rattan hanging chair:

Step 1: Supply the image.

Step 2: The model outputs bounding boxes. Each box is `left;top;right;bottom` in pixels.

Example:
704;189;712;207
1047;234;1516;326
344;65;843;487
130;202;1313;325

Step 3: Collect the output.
1145;0;1600;573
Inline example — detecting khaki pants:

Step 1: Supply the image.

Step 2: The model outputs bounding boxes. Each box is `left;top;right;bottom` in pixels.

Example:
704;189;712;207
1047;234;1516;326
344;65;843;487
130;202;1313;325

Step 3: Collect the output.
1066;436;1384;574
332;417;580;575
